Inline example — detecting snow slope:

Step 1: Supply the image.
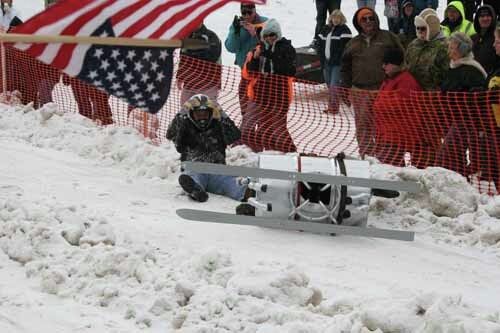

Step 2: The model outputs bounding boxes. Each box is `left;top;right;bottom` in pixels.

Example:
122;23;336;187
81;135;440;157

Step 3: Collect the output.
1;102;500;333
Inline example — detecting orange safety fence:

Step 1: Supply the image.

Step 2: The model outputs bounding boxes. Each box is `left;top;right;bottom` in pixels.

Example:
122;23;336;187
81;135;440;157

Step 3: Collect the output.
1;46;499;195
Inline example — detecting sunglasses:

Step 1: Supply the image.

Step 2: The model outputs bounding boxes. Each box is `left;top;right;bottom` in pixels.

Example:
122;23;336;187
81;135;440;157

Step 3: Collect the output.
263;32;277;38
241;10;254;16
361;16;376;22
416;26;427;31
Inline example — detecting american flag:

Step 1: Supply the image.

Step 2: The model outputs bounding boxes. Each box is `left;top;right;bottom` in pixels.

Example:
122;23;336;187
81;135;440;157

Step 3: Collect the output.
13;0;265;113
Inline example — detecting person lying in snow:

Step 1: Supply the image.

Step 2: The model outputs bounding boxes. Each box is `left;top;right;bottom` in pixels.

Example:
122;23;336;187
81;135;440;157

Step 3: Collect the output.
166;94;254;205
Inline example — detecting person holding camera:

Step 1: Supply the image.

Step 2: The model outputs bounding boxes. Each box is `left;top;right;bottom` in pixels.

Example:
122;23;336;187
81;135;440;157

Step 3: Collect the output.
225;3;267;142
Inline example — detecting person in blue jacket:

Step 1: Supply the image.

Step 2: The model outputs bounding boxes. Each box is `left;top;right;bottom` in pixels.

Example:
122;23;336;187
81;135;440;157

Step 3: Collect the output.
225;3;268;136
225;3;268;68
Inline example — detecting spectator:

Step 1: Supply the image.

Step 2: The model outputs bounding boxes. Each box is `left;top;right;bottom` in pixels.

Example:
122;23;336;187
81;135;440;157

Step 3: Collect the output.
441;1;475;37
312;0;342;48
224;3;267;134
484;26;500;190
176;22;222;105
340;7;404;158
242;18;297;153
482;0;500;20
384;0;400;34
37;0;61;108
437;32;487;177
65;76;114;125
166;94;250;203
317;9;352;113
373;48;423;165
0;0;22;32
446;0;480;21
357;0;376;9
413;0;439;15
406;8;449;90
471;5;497;75
398;0;417;48
225;3;267;68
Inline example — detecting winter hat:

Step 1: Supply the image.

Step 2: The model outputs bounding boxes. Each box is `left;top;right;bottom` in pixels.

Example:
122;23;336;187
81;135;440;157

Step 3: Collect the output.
261;18;282;40
383;48;404;66
401;0;414;9
356;7;374;25
241;3;255;10
414;8;441;41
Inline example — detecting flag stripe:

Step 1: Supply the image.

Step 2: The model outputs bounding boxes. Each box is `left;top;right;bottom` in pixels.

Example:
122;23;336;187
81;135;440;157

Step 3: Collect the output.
147;0;214;39
154;0;232;39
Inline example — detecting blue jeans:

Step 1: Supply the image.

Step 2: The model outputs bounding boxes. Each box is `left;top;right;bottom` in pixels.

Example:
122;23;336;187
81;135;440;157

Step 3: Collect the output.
323;65;341;112
323;65;341;87
184;171;247;201
357;0;376;8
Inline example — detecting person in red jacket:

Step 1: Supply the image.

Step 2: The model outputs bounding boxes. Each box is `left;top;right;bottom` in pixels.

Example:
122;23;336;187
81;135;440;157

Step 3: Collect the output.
373;47;423;166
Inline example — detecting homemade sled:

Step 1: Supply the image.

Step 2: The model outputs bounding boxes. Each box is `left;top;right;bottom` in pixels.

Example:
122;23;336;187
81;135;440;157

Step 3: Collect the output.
177;154;420;241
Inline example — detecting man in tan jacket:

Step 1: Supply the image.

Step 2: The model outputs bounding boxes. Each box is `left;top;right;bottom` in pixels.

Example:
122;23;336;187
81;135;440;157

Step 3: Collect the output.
340;7;403;158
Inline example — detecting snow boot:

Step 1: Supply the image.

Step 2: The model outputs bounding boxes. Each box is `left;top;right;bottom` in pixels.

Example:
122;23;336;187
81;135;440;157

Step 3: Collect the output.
179;174;208;202
235;203;255;216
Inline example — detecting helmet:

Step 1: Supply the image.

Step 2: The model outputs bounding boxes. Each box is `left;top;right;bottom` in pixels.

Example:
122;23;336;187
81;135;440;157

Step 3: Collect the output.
184;94;214;130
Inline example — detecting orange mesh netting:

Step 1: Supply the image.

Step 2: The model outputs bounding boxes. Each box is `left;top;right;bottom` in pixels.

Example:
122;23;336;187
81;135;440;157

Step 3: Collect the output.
2;46;499;194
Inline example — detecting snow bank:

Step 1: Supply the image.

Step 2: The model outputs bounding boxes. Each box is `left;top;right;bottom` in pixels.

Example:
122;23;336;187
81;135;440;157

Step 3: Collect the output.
371;164;500;252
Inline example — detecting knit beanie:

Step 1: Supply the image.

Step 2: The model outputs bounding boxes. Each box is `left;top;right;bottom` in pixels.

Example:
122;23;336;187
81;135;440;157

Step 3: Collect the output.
356;8;374;25
383;48;404;66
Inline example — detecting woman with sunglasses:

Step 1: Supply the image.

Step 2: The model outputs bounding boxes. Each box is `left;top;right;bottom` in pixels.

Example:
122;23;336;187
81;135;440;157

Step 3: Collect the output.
242;18;297;153
405;8;448;90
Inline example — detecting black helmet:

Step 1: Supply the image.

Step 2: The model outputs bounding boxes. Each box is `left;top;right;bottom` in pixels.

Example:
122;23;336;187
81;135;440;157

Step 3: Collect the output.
184;94;214;130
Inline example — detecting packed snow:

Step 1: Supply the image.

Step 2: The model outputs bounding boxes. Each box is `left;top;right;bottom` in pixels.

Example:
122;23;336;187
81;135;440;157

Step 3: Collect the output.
1;1;499;332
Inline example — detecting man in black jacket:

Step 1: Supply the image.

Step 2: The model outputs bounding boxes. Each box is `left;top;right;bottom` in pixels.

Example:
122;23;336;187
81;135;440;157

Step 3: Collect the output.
166;94;249;202
472;5;498;74
176;22;222;105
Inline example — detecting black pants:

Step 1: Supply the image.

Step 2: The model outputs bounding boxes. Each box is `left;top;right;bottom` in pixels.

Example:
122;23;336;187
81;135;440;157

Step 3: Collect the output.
314;0;341;40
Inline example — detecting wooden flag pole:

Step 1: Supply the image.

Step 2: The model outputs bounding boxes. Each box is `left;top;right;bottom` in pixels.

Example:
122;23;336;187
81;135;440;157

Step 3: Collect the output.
0;33;208;50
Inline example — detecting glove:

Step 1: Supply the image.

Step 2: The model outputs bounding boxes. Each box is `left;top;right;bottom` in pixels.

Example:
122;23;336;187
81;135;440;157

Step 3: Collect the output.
232;15;241;35
211;105;222;120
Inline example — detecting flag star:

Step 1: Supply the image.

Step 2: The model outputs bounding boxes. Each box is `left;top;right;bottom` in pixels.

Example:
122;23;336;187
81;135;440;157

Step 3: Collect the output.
146;83;155;93
159;50;169;60
111;49;121;59
94;48;104;59
111;82;121;90
115;91;125;97
151;61;159;72
134;62;144;72
100;59;110;70
124;73;133;83
88;70;98;79
141;72;150;83
117;60;126;71
93;80;103;87
134;92;143;100
137;100;146;107
143;50;152;60
156;72;165;81
151;92;160;101
106;72;117;81
127;50;136;60
129;83;139;92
